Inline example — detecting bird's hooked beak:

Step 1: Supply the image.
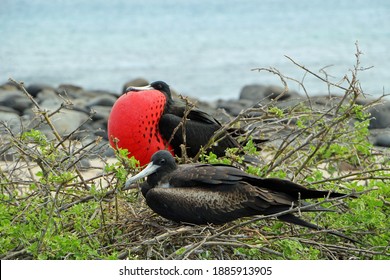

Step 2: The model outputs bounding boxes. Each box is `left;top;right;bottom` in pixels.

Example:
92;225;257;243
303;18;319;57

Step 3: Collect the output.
124;161;159;188
125;84;154;92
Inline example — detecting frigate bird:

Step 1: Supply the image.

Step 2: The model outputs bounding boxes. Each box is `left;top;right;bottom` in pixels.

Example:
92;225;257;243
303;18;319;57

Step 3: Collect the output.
107;81;240;166
125;150;356;242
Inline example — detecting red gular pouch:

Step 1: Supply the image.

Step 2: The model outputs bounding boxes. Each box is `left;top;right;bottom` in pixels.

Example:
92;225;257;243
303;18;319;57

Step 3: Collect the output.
108;89;174;167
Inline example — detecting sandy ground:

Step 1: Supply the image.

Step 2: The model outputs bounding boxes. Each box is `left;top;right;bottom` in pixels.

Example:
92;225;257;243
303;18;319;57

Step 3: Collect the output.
0;156;119;193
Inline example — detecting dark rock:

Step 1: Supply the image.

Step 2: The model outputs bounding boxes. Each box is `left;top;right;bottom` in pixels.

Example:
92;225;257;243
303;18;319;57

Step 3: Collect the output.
239;84;268;102
356;97;374;106
26;84;55;97
56;84;84;99
0;106;19;114
265;85;300;101
38;96;63;111
86;95;117;108
368;101;390;129
35;89;61;101
57;84;83;92
72;105;91;116
71;97;92;111
0;151;16;161
93;120;108;140
104;146;116;157
35;109;90;139
94;128;107;139
12;98;31;114
239;84;300;103
122;78;149;93
0;111;22;134
0;89;18;98
89;105;111;121
0;90;31;114
212;108;234;124
273;96;308;110
0;111;20;122
35;89;63;106
308;95;347;107
36;89;89;114
373;131;390;147
216;99;253;117
276;95;371;113
91;117;107;129
76;158;91;170
77;89;117;99
0;81;20;91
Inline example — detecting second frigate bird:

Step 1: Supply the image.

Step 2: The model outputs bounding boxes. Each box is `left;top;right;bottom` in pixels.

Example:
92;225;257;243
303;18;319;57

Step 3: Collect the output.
125;150;356;242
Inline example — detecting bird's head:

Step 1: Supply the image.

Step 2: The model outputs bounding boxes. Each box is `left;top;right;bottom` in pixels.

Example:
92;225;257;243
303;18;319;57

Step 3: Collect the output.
125;80;174;109
125;150;177;189
126;81;172;97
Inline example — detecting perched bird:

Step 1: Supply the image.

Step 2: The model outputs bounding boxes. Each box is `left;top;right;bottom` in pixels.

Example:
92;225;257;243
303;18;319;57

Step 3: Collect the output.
125;150;356;242
107;81;240;166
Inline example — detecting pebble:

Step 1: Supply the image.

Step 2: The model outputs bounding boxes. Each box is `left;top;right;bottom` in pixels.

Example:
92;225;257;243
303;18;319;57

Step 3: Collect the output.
368;101;390;129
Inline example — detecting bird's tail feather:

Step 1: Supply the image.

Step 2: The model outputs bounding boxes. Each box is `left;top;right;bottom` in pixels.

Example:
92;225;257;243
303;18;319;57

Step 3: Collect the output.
254;177;347;199
277;213;359;243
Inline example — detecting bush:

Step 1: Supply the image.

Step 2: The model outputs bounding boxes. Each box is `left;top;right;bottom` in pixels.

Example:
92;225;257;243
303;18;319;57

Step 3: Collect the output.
1;46;389;259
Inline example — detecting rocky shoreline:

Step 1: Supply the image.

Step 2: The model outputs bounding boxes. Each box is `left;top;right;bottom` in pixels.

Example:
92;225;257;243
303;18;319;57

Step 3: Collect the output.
1;78;389;160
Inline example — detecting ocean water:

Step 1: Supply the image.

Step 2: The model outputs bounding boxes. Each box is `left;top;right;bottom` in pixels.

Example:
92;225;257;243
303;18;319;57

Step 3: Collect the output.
1;0;389;101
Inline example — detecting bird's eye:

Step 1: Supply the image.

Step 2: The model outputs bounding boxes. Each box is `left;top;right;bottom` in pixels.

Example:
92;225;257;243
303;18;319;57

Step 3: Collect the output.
160;158;166;165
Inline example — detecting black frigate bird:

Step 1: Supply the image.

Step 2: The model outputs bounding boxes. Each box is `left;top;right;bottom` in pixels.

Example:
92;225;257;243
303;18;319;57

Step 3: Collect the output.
126;81;241;158
125;150;356;242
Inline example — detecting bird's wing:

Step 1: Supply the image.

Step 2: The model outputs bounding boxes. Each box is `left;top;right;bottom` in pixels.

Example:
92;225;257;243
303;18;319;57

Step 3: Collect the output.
168;164;245;187
146;181;262;224
187;108;222;125
168;104;221;125
169;165;296;207
169;164;343;204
